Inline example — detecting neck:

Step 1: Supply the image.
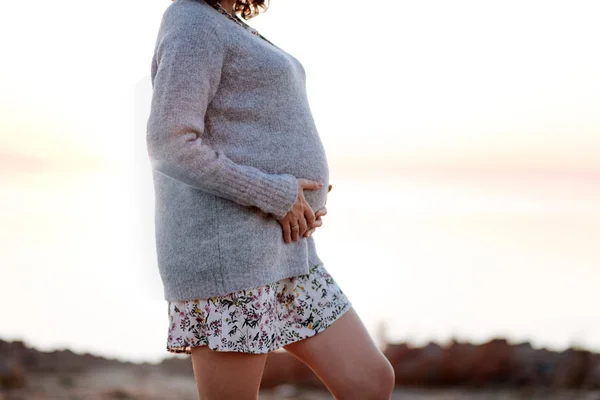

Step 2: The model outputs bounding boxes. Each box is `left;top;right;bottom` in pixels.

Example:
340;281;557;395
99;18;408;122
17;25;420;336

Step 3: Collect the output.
219;0;235;15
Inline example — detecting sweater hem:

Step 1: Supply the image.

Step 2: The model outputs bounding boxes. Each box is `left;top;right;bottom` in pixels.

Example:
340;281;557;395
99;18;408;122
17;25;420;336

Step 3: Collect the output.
162;261;320;302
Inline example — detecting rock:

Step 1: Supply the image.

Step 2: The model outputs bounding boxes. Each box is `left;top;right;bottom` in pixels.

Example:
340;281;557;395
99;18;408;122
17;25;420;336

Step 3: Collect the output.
511;342;537;386
438;340;478;386
158;355;193;376
0;358;27;390
385;342;443;386
583;354;600;389
468;338;513;386
554;348;592;389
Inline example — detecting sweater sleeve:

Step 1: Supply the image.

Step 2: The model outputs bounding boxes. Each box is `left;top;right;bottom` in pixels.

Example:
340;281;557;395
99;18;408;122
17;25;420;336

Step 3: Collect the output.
146;22;299;220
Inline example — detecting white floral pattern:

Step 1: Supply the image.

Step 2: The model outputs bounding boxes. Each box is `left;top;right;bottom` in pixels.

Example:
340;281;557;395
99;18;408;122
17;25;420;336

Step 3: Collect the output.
166;263;352;354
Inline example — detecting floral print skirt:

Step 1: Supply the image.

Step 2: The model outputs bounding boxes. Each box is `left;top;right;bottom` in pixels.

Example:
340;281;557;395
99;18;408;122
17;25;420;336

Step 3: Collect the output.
166;262;353;354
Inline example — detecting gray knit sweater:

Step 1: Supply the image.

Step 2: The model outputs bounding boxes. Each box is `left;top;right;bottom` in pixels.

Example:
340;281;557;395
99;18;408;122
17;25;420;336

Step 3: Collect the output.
146;0;330;300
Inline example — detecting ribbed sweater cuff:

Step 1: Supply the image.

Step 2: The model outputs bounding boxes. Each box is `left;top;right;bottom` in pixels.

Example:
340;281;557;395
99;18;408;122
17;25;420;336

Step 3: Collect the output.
219;158;298;219
150;152;300;219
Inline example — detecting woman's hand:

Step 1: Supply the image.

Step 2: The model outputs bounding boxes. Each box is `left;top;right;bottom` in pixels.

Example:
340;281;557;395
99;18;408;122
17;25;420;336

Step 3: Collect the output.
302;206;325;238
303;184;332;238
277;178;323;244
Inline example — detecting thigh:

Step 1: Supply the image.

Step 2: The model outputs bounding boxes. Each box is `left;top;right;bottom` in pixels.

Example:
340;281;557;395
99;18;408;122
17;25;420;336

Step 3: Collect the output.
282;307;395;400
190;345;268;400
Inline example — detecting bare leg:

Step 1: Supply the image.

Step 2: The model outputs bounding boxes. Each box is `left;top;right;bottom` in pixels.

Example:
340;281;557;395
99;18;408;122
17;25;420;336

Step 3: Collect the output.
283;307;395;400
190;346;268;400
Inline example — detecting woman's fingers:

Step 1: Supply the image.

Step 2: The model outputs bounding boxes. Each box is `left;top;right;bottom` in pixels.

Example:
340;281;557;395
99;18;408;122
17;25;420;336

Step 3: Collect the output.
303;220;322;238
315;206;327;218
279;179;329;242
281;220;292;244
303;228;315;238
303;217;323;238
306;206;327;238
279;216;300;244
297;214;308;239
301;199;314;235
291;219;301;242
298;178;323;191
283;212;324;241
303;204;316;230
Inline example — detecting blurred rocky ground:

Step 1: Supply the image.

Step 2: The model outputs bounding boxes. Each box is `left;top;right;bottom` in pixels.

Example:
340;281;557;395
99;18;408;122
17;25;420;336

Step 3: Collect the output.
1;337;600;399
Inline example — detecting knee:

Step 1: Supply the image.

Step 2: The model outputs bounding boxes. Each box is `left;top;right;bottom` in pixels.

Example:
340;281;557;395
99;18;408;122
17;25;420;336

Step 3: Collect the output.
345;356;396;400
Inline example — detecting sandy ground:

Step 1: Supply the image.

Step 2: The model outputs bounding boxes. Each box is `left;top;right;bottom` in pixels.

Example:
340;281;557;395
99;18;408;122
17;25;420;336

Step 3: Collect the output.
2;367;600;399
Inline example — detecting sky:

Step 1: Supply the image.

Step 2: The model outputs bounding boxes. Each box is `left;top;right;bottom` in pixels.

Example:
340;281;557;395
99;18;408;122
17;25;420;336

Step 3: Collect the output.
0;0;599;364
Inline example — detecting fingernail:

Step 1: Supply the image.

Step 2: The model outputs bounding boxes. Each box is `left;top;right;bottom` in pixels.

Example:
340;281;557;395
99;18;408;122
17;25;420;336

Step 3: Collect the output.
318;182;323;187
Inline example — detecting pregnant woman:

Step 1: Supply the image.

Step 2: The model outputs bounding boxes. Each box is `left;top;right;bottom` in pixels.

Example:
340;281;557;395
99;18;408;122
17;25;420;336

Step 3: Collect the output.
146;0;395;398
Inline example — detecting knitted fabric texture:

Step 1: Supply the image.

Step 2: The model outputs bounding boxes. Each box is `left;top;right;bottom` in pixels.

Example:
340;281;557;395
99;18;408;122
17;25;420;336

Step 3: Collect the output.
146;0;330;300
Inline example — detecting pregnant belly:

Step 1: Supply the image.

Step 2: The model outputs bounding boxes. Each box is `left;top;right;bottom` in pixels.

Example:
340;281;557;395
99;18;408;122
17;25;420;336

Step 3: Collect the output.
287;147;329;213
303;182;329;213
218;134;330;214
262;154;329;215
